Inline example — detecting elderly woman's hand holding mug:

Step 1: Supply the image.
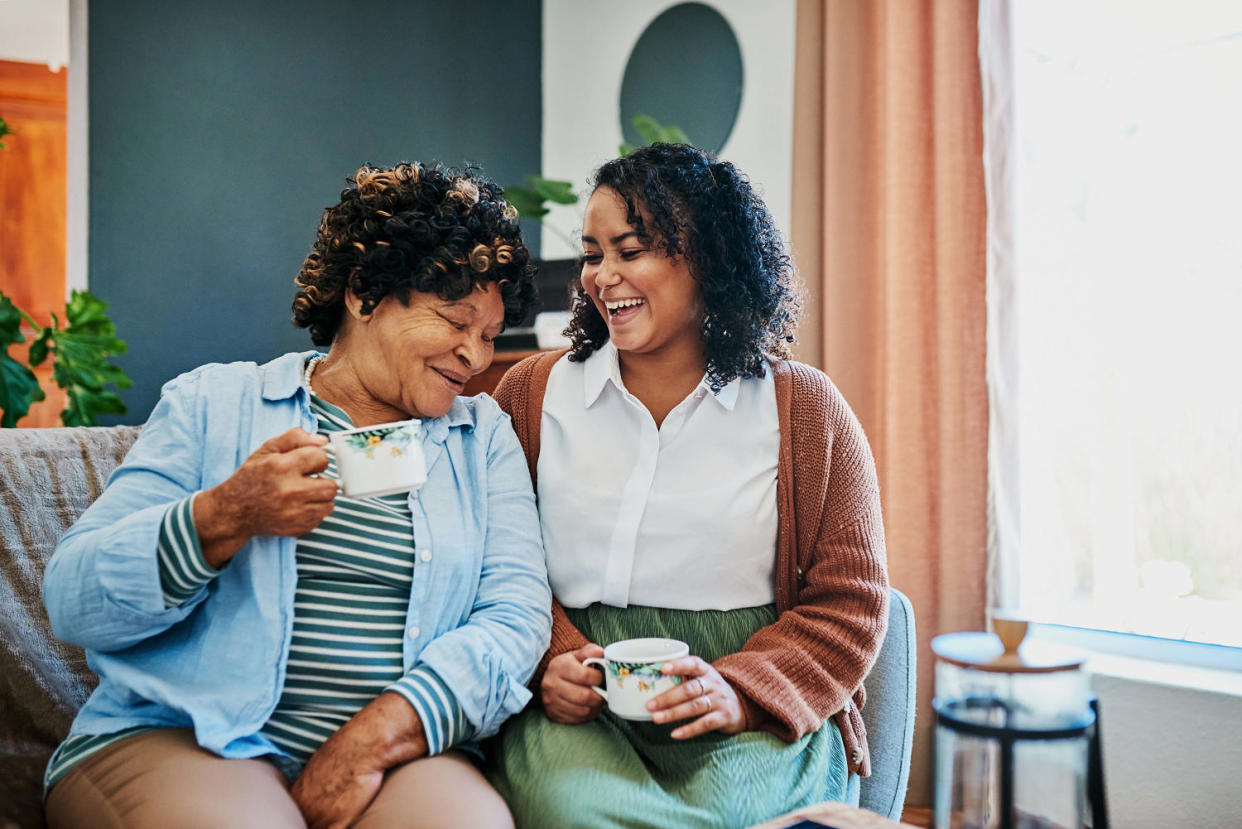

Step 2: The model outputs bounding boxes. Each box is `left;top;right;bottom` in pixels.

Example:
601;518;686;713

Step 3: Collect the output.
192;427;338;569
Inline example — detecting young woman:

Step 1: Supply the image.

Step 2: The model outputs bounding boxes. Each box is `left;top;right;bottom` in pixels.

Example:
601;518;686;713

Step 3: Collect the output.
487;144;890;828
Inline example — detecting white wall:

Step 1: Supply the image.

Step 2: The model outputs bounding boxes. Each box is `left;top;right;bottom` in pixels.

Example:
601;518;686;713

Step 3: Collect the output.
540;0;795;259
67;0;87;294
0;0;68;66
1091;658;1242;828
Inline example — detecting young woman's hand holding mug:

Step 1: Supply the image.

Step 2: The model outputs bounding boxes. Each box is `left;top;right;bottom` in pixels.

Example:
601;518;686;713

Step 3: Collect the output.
540;644;607;724
646;656;749;739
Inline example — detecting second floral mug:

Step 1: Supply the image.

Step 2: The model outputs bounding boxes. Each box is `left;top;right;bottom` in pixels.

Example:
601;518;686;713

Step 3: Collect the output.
583;637;689;721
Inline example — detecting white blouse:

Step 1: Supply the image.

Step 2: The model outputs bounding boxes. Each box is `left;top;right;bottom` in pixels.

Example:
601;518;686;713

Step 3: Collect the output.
536;344;779;611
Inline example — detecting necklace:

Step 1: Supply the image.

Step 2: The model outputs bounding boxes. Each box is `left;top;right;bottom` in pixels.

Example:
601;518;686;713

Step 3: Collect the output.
303;355;324;396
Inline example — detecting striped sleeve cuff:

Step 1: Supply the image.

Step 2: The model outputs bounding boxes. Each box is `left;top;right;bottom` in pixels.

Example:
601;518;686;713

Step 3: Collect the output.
157;494;220;608
386;664;473;756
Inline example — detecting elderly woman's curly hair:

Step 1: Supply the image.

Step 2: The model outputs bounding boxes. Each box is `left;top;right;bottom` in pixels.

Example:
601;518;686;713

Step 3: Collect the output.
566;143;800;390
293;162;536;346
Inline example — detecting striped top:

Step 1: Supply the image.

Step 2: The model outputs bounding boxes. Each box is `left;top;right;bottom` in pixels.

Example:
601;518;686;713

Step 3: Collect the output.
45;390;468;792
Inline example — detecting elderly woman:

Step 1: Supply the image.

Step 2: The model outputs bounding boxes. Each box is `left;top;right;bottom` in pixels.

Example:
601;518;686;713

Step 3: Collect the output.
42;162;551;829
486;144;889;828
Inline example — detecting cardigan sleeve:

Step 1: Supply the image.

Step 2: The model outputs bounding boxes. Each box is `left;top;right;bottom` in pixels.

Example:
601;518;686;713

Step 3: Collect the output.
714;363;889;755
715;512;888;741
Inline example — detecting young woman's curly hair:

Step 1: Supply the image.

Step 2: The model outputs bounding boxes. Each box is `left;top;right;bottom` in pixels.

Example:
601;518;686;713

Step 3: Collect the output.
292;162;536;346
565;143;800;390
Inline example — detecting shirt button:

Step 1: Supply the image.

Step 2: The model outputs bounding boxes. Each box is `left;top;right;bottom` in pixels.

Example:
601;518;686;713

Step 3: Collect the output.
407;626;420;639
419;549;432;562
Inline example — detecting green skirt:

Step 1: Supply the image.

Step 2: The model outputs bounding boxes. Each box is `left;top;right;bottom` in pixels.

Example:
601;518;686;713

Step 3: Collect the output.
485;603;847;829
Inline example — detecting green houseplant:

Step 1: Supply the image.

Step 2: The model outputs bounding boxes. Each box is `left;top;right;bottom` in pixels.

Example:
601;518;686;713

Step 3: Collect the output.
505;114;692;244
0;289;132;427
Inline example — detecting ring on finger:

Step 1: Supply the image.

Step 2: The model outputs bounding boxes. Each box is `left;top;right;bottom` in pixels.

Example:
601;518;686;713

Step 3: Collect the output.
703;695;712;712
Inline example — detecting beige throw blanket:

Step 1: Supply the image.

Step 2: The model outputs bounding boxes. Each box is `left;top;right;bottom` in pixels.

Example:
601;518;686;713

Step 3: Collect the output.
0;426;140;828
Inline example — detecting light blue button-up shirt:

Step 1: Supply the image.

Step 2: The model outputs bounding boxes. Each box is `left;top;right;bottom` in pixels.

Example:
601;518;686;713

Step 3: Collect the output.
43;351;551;760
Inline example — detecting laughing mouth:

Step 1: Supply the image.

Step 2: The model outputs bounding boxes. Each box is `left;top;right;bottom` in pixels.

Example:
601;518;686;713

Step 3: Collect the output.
604;297;645;315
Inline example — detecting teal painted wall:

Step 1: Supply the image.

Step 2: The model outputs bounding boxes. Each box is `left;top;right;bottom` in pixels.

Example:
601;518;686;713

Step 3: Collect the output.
89;0;542;424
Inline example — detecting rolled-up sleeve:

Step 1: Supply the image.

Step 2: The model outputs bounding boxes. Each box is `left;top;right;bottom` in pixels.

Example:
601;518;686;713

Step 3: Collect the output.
386;664;473;755
43;372;212;652
415;415;552;739
157;493;222;608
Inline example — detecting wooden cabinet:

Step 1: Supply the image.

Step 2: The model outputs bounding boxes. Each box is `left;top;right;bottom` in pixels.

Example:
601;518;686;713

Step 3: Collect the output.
0;60;68;426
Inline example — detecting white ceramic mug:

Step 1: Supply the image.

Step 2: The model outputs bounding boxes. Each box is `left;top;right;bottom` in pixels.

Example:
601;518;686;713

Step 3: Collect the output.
583;638;689;720
327;419;426;498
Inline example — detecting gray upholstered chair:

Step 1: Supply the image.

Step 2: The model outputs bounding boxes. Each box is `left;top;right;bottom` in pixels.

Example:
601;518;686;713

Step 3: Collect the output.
846;587;918;821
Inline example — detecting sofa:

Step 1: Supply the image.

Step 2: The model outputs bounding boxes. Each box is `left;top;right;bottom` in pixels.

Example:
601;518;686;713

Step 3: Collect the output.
0;426;915;828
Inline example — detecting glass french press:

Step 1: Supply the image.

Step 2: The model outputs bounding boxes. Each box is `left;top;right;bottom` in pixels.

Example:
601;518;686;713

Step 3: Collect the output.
932;618;1108;829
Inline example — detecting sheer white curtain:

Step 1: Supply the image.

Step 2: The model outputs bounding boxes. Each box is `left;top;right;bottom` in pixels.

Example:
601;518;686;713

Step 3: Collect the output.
982;0;1242;648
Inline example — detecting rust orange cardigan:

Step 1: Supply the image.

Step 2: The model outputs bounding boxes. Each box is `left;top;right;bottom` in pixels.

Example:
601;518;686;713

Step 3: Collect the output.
492;350;889;777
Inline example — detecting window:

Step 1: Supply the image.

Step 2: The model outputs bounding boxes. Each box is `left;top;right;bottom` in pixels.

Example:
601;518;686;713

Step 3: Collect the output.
984;1;1242;651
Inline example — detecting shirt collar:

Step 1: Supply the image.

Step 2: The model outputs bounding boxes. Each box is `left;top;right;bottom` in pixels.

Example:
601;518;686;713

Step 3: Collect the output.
583;343;624;407
581;342;742;411
422;399;476;445
710;375;741;411
261;350;475;442
261;350;317;401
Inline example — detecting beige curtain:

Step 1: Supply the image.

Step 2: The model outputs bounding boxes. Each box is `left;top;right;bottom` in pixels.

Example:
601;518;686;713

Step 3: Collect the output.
792;0;989;808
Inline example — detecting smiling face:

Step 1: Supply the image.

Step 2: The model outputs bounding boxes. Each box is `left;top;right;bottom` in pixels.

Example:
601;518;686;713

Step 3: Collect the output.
338;283;505;421
580;186;704;362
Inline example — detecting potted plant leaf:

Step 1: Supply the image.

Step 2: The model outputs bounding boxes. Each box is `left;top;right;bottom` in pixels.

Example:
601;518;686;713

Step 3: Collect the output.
0;290;133;427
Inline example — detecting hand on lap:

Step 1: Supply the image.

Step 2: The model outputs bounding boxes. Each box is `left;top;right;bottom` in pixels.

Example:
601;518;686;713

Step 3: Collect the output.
290;725;385;829
647;656;748;739
291;692;427;829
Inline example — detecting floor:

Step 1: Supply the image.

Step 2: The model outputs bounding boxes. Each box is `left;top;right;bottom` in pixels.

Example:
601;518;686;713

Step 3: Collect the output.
901;806;934;827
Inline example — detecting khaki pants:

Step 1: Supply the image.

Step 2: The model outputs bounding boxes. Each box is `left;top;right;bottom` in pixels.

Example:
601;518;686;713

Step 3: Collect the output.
45;729;513;829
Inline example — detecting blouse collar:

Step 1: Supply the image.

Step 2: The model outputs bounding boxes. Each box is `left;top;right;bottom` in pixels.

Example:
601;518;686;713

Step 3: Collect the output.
582;342;741;411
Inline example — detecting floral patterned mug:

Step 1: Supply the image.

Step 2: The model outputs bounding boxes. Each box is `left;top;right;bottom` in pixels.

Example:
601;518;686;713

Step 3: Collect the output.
328;419;426;498
583;638;689;720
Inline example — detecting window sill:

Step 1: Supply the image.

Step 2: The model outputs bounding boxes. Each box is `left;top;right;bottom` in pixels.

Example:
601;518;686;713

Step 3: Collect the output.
1026;622;1242;696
